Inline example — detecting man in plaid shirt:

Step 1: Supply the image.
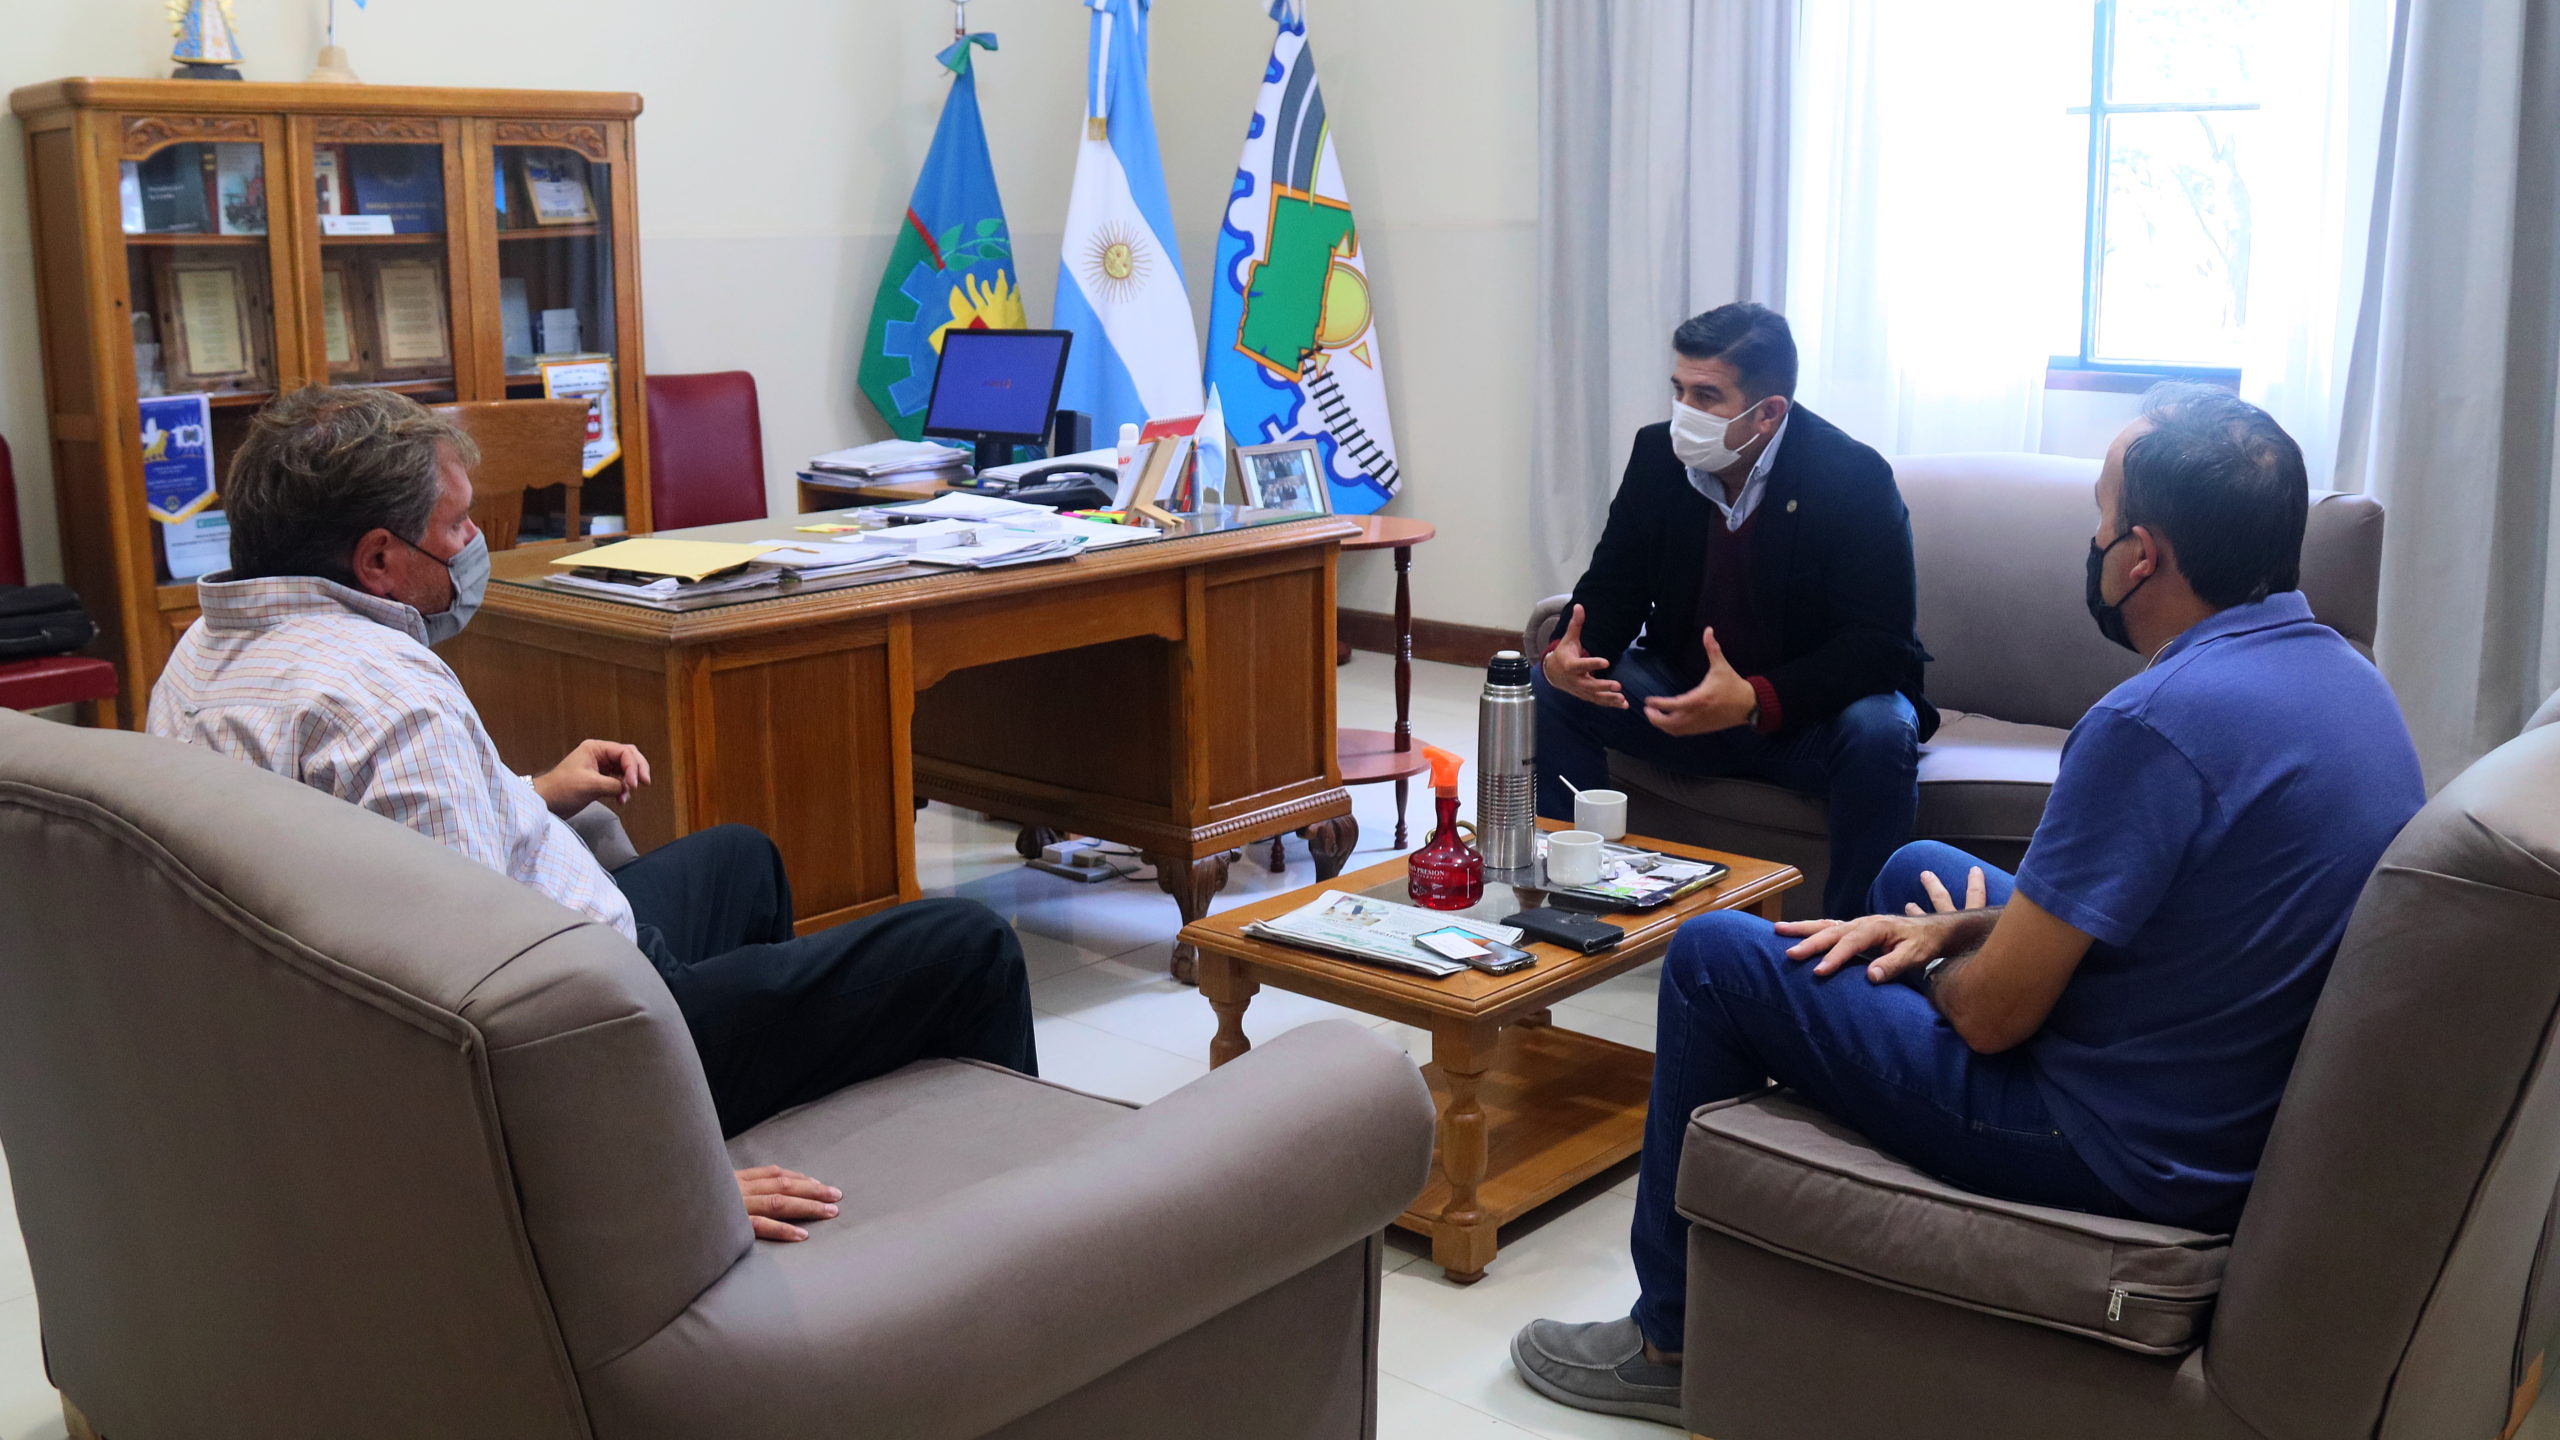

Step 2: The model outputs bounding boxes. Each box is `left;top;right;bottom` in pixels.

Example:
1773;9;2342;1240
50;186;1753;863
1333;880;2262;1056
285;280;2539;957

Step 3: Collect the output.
151;388;1037;1243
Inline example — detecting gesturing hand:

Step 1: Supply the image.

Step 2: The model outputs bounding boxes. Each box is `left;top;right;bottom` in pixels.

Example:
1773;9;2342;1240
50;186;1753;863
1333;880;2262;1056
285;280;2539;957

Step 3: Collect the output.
533;738;652;816
1542;604;1627;709
1641;627;1758;737
736;1165;842;1243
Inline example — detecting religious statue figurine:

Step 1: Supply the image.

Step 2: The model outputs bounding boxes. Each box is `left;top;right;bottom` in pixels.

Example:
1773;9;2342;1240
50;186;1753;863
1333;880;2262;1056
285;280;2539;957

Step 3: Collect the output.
168;0;245;81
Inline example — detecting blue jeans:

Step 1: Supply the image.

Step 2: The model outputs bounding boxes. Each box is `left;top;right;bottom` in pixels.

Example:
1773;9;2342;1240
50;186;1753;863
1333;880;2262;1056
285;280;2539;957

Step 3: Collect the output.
1532;647;1919;917
1627;841;2142;1352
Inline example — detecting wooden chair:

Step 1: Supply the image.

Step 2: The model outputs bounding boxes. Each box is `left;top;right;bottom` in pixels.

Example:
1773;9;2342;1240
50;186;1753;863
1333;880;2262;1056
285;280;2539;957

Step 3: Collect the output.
430;399;592;550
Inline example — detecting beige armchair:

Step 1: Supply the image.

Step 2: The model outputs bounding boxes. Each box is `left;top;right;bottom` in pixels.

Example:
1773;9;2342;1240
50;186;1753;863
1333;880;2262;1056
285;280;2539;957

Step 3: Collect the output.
1668;708;2560;1439
1527;453;2384;916
0;710;1436;1439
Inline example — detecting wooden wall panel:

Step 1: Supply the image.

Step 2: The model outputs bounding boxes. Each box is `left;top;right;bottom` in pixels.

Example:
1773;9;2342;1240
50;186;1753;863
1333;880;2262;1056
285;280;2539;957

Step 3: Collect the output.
1200;566;1329;805
702;645;901;921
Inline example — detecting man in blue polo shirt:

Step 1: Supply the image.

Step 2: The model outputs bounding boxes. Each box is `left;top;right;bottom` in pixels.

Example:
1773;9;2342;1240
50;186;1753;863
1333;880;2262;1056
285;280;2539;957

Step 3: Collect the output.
1512;385;2426;1428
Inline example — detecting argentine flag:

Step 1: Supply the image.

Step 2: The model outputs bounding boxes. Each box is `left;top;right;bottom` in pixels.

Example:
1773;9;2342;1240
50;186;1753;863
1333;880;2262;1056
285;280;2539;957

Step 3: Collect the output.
1054;0;1202;436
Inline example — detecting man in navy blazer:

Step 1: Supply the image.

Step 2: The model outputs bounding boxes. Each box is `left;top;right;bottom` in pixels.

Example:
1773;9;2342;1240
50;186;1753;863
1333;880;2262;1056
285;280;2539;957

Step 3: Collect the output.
1537;302;1933;916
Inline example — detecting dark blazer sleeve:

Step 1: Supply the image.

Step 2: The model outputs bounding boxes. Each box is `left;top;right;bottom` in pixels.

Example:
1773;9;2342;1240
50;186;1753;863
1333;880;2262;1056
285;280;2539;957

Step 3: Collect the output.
1761;450;1921;729
1562;428;1665;667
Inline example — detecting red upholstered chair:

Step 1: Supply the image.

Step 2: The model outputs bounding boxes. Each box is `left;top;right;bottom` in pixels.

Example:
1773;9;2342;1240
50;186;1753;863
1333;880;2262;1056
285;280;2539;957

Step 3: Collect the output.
645;371;770;530
0;433;121;727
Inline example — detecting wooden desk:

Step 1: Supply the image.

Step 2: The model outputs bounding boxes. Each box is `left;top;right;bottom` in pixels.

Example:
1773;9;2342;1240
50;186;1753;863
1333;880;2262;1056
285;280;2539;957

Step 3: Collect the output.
1183;827;1800;1283
445;510;1361;976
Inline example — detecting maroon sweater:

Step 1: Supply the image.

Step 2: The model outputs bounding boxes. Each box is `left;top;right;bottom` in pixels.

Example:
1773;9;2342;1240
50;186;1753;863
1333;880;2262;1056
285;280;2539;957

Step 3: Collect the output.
1698;506;1785;733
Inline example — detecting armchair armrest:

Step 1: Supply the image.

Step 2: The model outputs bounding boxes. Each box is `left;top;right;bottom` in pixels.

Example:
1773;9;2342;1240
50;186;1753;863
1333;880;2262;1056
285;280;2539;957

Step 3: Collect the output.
1526;593;1572;655
582;1020;1436;1439
566;801;639;872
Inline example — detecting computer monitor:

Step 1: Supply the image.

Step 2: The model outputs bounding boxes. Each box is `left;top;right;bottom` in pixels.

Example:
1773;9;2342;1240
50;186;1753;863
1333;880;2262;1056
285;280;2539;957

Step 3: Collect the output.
921;328;1075;475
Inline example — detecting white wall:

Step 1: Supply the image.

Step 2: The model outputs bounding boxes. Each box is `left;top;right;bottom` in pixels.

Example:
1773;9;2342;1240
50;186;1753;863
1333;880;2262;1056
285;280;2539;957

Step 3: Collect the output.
0;0;1540;630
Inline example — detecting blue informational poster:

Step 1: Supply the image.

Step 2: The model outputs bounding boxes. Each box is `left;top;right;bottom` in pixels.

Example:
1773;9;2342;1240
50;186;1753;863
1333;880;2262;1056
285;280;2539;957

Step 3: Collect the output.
140;393;217;522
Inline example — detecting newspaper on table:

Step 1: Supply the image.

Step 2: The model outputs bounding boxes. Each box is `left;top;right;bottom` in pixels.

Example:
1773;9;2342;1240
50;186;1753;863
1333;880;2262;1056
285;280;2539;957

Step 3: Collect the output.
1244;891;1526;978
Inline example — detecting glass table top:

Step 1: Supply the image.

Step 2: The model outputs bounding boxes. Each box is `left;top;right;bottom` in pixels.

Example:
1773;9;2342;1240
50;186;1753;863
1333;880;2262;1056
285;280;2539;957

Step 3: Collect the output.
492;501;1342;612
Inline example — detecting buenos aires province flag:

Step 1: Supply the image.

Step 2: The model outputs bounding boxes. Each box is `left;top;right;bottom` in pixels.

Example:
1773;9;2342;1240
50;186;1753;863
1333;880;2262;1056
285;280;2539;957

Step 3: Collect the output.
1204;0;1400;512
858;33;1027;439
1054;0;1202;436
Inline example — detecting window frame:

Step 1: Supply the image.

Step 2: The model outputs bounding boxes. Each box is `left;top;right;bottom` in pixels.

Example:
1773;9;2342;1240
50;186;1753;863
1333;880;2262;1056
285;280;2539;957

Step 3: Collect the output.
2050;0;2258;387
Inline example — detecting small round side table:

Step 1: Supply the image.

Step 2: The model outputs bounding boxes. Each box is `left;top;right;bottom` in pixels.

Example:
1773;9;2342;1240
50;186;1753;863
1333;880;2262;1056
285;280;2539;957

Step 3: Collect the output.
1336;514;1437;849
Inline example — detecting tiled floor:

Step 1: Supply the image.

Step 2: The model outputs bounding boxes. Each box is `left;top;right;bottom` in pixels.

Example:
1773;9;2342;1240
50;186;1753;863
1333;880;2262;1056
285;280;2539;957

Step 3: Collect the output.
2;653;2552;1438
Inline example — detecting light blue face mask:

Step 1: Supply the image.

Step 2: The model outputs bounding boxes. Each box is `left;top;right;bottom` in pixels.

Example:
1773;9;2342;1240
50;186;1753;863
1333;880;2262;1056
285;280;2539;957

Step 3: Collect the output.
398;530;490;645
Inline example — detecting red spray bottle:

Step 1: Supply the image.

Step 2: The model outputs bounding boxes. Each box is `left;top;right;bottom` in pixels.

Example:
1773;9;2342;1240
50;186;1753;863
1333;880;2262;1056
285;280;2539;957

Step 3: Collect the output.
1408;744;1486;910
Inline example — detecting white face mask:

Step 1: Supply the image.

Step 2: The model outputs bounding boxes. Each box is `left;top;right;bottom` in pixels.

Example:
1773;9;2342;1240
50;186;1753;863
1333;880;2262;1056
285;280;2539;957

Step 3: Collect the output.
1670;397;1765;473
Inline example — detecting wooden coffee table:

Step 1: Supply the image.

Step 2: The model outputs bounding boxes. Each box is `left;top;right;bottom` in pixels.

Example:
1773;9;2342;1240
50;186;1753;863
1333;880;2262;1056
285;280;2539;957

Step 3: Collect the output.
1181;825;1799;1284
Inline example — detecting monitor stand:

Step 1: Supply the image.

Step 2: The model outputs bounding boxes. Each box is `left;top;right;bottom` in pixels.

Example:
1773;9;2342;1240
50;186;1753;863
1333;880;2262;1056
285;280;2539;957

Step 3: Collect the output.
973;436;1014;477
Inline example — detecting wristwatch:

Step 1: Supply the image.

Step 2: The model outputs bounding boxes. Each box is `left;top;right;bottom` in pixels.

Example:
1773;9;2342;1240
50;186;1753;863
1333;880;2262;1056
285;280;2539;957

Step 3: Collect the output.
1921;954;1950;999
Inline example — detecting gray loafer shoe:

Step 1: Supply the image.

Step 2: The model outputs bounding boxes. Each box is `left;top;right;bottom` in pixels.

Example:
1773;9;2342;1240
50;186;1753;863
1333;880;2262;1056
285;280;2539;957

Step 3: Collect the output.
1510;1315;1685;1427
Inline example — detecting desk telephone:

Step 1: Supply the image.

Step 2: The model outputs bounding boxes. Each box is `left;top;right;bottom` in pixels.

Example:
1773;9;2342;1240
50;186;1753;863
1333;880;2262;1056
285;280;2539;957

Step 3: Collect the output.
967;462;1117;512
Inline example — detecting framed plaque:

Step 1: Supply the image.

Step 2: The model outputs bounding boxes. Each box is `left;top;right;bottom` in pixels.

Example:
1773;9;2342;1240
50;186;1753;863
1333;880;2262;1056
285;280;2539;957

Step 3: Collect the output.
521;149;598;227
366;256;450;380
149;252;269;394
319;259;371;378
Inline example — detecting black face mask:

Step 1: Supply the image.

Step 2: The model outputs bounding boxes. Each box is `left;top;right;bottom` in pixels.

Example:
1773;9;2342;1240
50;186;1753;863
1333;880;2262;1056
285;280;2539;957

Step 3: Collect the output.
2085;532;2149;652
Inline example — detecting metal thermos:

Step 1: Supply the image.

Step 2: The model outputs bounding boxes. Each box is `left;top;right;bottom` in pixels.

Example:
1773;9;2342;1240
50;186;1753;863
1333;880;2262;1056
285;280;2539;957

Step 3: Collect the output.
1476;650;1538;870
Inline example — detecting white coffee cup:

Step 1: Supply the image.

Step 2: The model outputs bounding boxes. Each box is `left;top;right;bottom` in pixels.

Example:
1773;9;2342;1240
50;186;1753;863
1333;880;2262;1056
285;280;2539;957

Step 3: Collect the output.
1573;788;1629;841
1546;829;1606;888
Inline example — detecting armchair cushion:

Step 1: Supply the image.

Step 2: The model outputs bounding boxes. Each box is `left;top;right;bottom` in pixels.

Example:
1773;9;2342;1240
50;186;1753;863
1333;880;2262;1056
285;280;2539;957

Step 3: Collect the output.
582;1019;1435;1440
1678;1092;2228;1356
1911;710;2067;845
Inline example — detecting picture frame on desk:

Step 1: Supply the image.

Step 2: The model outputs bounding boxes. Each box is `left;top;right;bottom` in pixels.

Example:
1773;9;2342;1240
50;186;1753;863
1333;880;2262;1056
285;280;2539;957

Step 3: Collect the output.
1237;439;1331;514
149;251;269;393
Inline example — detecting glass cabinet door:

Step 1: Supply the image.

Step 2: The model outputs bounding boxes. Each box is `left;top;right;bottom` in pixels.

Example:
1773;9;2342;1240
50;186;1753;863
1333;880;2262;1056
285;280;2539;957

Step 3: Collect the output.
120;127;283;585
304;118;461;405
492;129;626;540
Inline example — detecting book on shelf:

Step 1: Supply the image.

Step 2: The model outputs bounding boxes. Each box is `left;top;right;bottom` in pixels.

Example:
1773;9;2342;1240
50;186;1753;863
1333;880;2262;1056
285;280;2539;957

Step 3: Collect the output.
312;145;346;217
132;144;212;235
214;146;265;236
345;146;445;234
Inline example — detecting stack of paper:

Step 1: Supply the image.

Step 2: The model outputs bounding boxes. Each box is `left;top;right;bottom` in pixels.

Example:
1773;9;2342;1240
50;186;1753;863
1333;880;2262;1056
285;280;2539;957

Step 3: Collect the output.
877;493;1055;522
747;544;911;578
805;440;972;480
910;534;1091;570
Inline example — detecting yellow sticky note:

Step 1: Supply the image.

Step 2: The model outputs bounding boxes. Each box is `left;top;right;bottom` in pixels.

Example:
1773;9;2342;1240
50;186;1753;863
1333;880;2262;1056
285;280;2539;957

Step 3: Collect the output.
551;538;782;581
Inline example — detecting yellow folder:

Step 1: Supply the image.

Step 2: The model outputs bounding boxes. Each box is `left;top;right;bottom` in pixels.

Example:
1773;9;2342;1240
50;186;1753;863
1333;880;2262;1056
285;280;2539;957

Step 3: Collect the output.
549;538;782;582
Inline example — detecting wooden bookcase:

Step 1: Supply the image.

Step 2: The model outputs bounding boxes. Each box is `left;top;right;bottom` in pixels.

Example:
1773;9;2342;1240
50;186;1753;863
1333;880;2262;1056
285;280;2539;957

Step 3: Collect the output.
10;79;653;720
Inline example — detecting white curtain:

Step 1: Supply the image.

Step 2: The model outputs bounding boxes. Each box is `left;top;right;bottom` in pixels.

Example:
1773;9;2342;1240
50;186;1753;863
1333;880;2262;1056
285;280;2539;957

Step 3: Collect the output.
1531;0;1792;598
1784;0;2086;457
2335;0;2560;786
2237;0;2397;486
